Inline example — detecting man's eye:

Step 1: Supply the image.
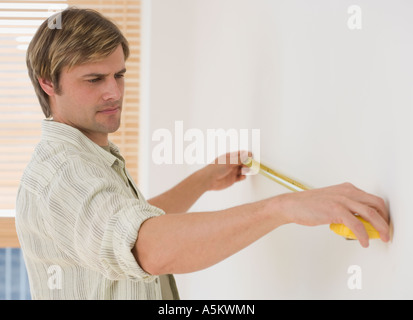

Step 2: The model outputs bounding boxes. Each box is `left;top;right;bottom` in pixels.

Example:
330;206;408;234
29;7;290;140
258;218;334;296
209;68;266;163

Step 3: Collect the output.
88;78;101;83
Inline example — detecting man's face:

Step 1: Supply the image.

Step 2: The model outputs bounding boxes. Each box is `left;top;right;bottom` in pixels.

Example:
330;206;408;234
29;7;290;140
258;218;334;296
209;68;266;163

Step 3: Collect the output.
51;45;126;146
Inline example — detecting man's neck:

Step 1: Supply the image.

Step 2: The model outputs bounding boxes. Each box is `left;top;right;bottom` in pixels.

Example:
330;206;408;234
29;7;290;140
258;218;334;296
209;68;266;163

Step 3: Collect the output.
50;117;109;147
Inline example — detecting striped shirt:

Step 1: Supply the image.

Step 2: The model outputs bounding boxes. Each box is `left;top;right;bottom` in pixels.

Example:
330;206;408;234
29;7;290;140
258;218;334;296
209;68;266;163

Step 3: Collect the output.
15;119;176;299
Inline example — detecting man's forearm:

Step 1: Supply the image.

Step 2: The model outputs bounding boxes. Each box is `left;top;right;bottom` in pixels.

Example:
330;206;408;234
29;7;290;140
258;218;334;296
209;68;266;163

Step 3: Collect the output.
133;196;287;276
148;152;248;214
147;168;211;213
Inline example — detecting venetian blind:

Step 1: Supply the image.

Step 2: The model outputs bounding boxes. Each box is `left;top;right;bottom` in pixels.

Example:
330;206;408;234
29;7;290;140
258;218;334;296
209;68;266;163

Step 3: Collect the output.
0;0;141;214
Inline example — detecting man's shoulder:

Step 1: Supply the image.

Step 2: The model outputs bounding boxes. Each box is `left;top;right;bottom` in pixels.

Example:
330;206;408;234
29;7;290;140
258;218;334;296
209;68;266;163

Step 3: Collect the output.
19;139;105;194
31;138;88;169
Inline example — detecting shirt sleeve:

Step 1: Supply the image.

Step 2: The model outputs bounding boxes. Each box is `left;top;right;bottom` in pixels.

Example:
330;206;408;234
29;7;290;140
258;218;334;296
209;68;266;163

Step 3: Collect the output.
39;156;165;282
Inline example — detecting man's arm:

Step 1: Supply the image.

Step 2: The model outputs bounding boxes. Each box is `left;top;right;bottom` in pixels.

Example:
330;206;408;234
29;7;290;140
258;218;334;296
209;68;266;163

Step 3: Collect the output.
135;182;390;276
148;152;248;213
147;169;211;214
135;196;283;275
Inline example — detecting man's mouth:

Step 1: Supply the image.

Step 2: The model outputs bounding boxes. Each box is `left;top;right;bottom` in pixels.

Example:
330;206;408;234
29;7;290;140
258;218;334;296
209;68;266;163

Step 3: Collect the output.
98;106;120;115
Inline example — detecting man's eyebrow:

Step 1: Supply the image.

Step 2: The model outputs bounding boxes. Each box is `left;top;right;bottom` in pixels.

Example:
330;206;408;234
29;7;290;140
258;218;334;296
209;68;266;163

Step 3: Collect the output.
116;68;127;75
81;68;127;78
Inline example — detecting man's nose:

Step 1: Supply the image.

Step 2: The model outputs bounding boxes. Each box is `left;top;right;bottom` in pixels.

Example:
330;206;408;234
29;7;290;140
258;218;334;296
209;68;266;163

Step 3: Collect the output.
102;78;122;101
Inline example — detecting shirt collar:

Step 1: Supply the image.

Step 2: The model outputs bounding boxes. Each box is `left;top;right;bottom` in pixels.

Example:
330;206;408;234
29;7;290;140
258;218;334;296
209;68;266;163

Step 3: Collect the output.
41;119;121;167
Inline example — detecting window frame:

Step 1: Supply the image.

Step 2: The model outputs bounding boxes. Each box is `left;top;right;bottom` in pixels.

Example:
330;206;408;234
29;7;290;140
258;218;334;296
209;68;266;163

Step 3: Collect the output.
0;218;19;247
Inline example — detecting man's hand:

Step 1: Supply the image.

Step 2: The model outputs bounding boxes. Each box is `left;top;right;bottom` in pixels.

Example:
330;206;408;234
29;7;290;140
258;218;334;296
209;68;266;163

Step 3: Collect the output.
276;182;390;248
203;151;251;191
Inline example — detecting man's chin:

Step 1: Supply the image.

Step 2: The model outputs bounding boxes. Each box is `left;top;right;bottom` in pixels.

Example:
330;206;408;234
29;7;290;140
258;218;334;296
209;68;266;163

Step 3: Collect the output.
94;121;121;135
106;122;121;134
96;113;122;132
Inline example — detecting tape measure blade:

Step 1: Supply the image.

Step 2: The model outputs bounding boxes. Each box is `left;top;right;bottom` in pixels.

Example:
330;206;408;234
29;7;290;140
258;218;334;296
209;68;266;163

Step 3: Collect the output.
244;157;380;240
260;169;302;192
258;162;308;192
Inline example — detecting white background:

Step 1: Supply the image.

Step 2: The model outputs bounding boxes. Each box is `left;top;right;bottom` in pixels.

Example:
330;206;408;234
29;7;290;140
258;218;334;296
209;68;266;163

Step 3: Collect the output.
142;0;413;299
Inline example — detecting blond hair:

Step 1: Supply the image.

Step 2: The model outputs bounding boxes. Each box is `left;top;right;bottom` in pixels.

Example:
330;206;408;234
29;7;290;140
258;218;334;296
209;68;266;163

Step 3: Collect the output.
26;7;130;118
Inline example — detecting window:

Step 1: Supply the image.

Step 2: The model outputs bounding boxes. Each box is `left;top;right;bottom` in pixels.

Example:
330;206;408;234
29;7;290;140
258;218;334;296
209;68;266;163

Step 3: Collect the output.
0;0;142;245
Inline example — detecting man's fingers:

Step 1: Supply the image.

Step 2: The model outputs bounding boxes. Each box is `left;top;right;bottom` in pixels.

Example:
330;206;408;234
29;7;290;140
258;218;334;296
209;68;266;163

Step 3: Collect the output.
323;183;391;246
236;150;252;165
341;213;370;248
342;183;391;242
222;150;252;166
344;198;390;243
342;183;389;223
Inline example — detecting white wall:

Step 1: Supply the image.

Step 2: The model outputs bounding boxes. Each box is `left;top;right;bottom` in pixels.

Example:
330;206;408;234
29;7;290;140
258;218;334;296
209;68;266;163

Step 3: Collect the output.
146;0;413;299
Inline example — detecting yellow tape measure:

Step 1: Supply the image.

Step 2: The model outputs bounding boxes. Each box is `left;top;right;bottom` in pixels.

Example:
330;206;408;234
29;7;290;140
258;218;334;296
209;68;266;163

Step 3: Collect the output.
242;157;380;240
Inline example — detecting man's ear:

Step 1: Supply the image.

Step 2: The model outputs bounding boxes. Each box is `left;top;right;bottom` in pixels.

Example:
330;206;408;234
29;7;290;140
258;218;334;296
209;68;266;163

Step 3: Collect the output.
37;77;56;96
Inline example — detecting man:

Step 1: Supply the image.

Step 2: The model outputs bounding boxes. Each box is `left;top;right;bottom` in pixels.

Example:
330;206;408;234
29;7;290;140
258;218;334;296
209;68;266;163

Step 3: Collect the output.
16;8;390;300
